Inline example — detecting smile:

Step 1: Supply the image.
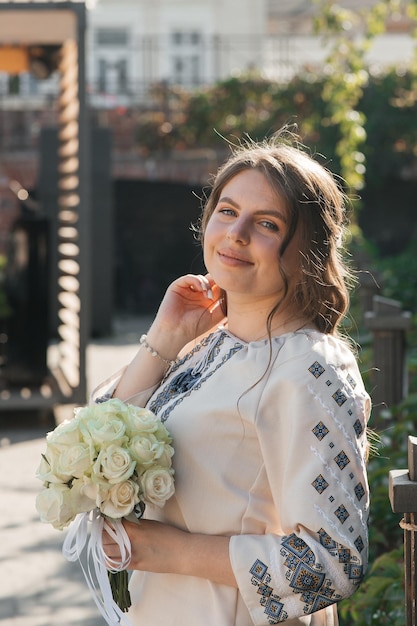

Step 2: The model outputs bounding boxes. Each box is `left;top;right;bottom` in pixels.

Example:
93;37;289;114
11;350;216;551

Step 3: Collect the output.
217;249;253;266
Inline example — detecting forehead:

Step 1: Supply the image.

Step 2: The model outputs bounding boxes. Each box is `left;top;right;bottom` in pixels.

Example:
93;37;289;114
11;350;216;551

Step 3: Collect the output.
217;168;288;220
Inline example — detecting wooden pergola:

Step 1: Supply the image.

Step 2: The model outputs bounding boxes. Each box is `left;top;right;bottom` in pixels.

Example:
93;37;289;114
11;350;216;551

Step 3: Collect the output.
0;1;90;412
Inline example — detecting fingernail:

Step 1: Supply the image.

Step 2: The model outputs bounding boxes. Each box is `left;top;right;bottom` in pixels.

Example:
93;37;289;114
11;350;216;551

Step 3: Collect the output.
207;288;213;300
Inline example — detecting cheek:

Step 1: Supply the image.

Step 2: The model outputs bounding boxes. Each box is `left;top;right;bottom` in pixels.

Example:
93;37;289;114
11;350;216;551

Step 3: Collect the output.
202;220;217;260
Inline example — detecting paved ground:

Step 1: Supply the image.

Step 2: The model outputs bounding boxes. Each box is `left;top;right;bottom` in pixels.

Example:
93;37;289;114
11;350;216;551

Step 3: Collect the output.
0;316;153;626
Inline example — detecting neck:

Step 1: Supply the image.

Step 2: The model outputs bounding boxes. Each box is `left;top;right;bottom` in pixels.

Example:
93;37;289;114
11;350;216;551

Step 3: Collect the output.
224;299;309;343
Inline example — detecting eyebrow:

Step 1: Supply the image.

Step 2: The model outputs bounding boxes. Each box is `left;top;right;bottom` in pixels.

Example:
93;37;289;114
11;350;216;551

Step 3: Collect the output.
218;196;287;223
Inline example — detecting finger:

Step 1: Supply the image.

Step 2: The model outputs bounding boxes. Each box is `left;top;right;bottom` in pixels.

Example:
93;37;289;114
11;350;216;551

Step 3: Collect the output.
204;274;220;299
196;274;214;300
184;274;213;300
104;546;123;560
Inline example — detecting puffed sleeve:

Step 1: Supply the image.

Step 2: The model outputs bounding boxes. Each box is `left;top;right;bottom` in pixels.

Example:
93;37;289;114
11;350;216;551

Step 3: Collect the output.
90;366;160;408
229;332;371;625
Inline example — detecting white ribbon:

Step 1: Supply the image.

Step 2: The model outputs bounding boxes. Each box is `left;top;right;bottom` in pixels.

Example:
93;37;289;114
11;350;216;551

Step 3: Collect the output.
62;509;133;626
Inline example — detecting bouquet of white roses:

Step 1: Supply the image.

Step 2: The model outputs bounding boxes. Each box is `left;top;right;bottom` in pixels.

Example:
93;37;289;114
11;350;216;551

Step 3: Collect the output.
36;397;175;625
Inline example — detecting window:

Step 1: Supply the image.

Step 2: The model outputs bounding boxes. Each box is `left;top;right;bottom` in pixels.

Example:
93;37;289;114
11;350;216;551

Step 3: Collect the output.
116;59;128;93
170;30;202;87
98;58;107;92
96;29;128;47
171;31;201;47
97;58;128;94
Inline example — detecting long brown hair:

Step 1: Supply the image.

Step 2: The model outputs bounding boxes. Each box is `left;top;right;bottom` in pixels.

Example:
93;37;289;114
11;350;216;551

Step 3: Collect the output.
199;132;353;335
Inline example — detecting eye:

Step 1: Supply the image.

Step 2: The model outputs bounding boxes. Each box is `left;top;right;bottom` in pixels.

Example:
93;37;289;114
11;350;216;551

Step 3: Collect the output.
259;220;279;232
218;207;236;217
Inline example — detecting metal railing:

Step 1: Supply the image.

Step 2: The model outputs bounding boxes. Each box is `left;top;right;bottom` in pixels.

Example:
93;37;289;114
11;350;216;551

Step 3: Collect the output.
0;32;326;108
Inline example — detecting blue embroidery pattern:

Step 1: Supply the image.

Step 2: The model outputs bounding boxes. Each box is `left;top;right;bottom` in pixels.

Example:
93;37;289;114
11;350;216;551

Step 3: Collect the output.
312;421;329;441
312;474;329;494
347;373;357;388
149;331;243;422
334;504;350;524
353;418;364;437
334;450;350;470
279;533;343;614
354;482;365;501
332;389;347;406
94;393;112;404
308;361;325;378
318;528;364;583
250;560;288;624
309;359;368;548
354;535;365;553
308;360;364;445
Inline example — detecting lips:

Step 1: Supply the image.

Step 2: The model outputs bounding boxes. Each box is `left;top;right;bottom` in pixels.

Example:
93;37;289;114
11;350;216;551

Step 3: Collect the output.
217;248;253;266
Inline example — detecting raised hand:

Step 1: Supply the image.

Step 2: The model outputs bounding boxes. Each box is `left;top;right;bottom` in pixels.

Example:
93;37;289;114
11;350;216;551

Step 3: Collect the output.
151;273;224;350
113;273;225;401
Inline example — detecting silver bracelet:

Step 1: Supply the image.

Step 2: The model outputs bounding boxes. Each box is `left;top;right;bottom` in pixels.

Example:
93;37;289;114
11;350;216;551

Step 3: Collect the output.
139;334;176;367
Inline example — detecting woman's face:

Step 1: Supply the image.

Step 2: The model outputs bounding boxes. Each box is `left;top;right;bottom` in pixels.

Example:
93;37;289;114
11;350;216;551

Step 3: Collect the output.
203;168;300;308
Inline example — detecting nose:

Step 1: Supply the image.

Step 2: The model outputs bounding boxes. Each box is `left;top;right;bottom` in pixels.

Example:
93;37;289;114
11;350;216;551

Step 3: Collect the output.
227;216;250;244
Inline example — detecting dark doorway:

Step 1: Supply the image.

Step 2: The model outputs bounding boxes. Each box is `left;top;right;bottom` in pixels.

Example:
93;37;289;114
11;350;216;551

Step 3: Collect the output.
114;179;206;315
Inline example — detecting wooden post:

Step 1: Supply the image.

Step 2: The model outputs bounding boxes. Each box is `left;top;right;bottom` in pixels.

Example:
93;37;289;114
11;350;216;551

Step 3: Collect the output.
358;269;380;325
364;295;412;418
389;436;417;625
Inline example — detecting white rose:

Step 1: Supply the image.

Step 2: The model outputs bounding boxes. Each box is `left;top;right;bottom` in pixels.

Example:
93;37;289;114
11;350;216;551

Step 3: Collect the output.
46;418;81;448
100;480;140;518
76;398;126;422
98;398;130;420
69;477;97;514
80;415;127;449
52;442;94;481
36;484;75;530
80;474;109;508
93;444;136;484
36;453;56;484
153;420;173;445
37;444;70;484
125;406;160;435
140;467;175;507
129;433;166;469
157;444;174;469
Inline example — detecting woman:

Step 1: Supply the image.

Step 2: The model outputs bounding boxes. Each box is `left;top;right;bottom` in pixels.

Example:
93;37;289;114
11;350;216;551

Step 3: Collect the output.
101;133;371;625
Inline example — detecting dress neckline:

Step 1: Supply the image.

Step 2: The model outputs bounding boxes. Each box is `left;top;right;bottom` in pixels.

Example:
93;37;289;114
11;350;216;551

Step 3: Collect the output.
216;324;319;347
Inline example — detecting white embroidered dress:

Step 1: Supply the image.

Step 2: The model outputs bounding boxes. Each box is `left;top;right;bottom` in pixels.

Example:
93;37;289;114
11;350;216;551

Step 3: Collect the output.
103;327;371;626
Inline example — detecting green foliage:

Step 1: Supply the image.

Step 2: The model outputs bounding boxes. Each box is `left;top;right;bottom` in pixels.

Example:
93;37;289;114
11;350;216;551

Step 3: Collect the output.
338;393;417;625
338;547;405;625
134;69;417;231
314;0;371;192
367;413;410;559
376;237;417;313
366;235;417;410
313;0;416;193
135;75;334;158
360;68;417;188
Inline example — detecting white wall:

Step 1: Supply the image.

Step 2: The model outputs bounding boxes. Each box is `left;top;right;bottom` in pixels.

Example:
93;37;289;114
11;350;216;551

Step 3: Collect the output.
87;0;268;104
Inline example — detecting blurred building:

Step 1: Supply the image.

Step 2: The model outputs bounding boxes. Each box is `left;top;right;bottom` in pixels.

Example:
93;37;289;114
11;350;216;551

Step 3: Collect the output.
0;0;415;110
87;0;268;107
86;0;415;106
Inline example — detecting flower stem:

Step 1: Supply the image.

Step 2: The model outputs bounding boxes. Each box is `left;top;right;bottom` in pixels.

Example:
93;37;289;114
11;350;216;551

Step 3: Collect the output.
108;570;131;612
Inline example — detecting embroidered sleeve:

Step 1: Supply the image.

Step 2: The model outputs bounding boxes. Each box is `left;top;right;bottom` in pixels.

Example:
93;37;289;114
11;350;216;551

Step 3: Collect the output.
229;335;371;625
